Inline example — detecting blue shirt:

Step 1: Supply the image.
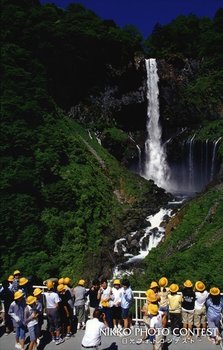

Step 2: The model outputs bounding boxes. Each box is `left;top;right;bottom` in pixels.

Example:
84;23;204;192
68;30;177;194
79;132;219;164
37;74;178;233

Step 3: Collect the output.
206;297;223;319
120;287;133;309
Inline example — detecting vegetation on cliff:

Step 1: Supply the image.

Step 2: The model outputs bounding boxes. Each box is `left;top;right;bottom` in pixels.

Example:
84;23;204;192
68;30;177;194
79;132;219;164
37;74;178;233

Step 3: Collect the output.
1;0;222;286
129;182;223;290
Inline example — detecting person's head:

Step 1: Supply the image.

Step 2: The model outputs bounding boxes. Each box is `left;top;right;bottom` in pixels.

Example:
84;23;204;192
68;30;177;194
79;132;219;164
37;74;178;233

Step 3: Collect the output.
33;288;42;298
148;304;159;317
93;309;101;319
100;278;108;289
47;280;54;291
183;280;193;290
19;277;29;288
13;270;21;279
169;283;179;294
150;281;159;292
159;277;168;289
57;284;65;294
78;279;85;287
64;277;71;286
26;295;37;307
113;279;121;289
92;279;100;288
146;289;157;303
195;281;205;293
8;275;14;284
209;287;221;304
14;290;24;303
122;279;130;290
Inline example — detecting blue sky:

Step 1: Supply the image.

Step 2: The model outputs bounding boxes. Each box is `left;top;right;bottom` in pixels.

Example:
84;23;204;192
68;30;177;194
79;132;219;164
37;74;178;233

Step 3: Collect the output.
40;0;222;37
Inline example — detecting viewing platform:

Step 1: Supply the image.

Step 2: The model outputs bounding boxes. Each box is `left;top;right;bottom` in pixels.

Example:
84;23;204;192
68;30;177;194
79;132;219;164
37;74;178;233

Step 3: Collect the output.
0;322;222;350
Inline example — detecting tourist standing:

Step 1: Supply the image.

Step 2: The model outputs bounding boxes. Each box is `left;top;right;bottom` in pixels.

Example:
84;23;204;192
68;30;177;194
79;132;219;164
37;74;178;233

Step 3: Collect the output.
8;290;26;350
206;287;223;345
86;279;100;319
120;279;133;329
44;280;64;345
73;279;87;330
168;284;182;338
181;279;195;340
194;281;209;339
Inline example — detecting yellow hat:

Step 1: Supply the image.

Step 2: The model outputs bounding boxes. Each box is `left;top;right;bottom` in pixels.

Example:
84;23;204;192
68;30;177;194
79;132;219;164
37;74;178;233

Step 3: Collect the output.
159;277;168;288
148;303;159;316
195;281;205;292
150;281;159;289
47;280;54;290
8;275;14;282
33;288;42;297
58;278;64;285
64;277;71;285
78;279;85;286
57;284;65;292
113;279;121;285
169;284;179;293
145;289;157;302
13;270;21;276
184;280;193;288
14;290;24;300
210;287;220;296
26;296;36;305
19;277;28;286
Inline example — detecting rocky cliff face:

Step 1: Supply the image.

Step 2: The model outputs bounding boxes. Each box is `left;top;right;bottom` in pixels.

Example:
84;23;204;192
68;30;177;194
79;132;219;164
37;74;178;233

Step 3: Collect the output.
69;55;222;169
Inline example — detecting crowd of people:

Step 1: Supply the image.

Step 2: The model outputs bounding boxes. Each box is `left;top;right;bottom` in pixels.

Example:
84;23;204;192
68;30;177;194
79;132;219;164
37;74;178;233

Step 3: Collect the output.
0;270;134;349
139;278;223;349
0;270;222;350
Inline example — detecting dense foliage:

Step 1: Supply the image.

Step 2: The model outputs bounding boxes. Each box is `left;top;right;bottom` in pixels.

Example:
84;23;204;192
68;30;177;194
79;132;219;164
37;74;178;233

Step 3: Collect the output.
0;0;156;282
1;0;223;287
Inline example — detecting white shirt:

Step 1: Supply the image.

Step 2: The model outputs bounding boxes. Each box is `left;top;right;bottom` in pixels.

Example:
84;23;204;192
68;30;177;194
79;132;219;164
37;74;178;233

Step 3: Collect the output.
44;291;60;308
111;287;122;307
195;290;209;310
81;318;106;347
150;311;164;330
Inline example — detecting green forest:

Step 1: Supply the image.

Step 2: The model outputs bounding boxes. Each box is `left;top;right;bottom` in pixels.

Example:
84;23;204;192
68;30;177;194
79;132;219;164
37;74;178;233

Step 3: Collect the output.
1;0;223;287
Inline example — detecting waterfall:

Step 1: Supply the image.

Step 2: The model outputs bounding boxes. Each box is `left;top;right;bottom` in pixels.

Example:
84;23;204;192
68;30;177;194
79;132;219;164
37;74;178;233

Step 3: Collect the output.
188;134;196;191
143;58;170;190
168;136;222;194
210;137;222;180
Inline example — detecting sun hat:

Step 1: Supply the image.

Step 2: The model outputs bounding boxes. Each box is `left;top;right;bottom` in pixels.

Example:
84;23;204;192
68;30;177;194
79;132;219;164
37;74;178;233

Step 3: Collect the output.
210;287;220;296
26;296;37;305
47;280;54;290
148;304;159;316
8;275;14;282
57;284;65;292
33;288;42;297
150;281;159;289
145;290;157;302
78;279;85;286
159;277;168;288
19;277;28;286
13;270;21;276
184;280;193;288
58;278;64;285
64;277;71;285
14;290;24;300
113;279;121;285
195;281;205;292
169;284;179;293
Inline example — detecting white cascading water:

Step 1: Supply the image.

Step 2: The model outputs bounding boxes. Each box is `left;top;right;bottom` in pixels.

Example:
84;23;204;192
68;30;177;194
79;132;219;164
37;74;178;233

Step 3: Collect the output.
143;58;170;190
